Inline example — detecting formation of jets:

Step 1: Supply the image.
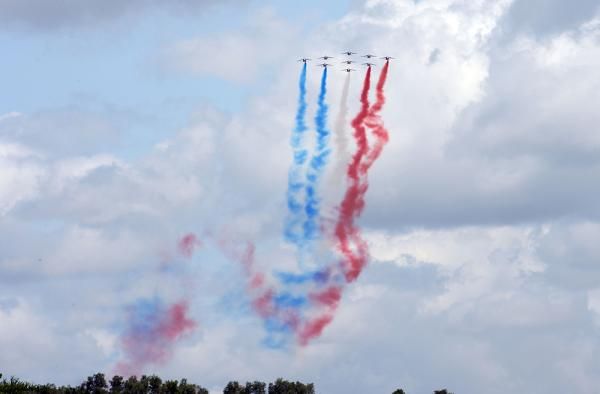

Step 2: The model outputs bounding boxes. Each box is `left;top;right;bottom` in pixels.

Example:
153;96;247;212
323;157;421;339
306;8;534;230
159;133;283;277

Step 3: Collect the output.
297;51;393;71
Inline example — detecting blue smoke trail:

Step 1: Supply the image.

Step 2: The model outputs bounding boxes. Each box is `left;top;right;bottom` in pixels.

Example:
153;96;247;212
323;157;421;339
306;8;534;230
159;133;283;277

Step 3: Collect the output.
303;67;331;242
275;269;330;285
284;63;309;246
273;293;308;309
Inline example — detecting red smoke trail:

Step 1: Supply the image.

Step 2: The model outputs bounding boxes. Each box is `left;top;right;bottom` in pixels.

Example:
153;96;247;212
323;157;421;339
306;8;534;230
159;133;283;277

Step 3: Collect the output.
310;286;342;308
335;67;372;283
159;302;196;339
178;233;202;258
335;62;390;283
363;60;390;171
296;286;342;345
347;67;371;182
297;313;334;345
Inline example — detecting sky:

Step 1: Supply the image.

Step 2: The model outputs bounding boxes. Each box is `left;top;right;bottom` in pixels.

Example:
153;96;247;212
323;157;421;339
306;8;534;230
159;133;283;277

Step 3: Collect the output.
2;0;600;393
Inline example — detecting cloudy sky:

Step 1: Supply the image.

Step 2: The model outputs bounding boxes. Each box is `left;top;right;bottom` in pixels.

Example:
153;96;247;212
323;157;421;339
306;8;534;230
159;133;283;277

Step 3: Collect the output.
2;0;600;393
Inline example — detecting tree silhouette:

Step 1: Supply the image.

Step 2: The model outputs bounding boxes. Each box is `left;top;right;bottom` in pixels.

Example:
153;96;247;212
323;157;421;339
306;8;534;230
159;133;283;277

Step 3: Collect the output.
147;376;161;394
162;380;179;394
244;381;266;394
109;375;124;394
81;373;108;394
224;381;243;394
0;371;319;394
224;380;266;394
268;378;315;394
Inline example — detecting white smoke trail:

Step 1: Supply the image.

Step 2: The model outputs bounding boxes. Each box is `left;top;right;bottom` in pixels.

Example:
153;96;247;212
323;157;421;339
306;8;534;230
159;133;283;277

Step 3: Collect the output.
326;72;351;203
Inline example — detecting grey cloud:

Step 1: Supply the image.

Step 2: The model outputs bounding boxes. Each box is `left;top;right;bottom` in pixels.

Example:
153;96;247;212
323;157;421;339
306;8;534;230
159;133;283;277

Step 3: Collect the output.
0;109;121;157
535;221;600;290
501;0;600;38
0;0;243;32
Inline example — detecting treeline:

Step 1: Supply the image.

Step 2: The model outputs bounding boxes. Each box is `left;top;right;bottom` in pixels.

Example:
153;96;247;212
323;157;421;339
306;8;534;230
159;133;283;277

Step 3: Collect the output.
0;373;453;393
0;373;314;394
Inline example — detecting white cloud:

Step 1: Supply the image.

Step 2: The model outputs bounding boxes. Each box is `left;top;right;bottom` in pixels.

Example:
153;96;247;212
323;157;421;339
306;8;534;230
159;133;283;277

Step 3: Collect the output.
0;142;45;216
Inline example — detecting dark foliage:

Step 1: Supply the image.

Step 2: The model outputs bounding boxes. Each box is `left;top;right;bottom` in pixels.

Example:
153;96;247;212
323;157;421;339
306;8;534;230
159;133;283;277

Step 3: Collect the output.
0;372;450;394
0;373;209;394
267;378;314;394
223;381;266;394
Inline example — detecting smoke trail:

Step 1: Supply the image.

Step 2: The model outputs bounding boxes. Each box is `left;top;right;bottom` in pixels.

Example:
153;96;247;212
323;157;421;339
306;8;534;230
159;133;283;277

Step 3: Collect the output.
215;234;339;347
303;67;331;243
116;298;196;376
334;67;372;283
297;285;342;344
363;60;391;171
334;62;390;283
293;70;378;344
219;240;302;348
284;63;309;246
118;234;202;375
275;268;330;285
330;72;351;186
178;232;202;258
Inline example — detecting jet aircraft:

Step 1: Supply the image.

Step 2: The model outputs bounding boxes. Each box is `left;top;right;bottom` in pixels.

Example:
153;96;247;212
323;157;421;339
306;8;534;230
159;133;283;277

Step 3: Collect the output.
342;68;355;73
318;55;334;60
381;56;395;60
341;60;354;65
297;58;311;63
362;54;376;59
317;63;332;68
341;51;356;56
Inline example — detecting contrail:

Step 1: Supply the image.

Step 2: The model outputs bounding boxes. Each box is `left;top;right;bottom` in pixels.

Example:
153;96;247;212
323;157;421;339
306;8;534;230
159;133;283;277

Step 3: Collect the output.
284;63;309;246
303;67;331;243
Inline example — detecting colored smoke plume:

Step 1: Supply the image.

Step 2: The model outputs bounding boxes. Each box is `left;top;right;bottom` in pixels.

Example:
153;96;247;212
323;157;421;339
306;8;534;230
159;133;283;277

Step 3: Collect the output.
303;67;331;243
363;60;390;171
116;298;196;376
178;232;202;258
284;63;309;246
335;62;390;282
335;66;372;283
